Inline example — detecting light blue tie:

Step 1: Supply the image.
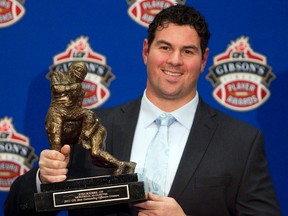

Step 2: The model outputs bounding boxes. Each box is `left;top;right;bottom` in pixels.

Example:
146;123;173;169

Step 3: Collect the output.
143;113;175;196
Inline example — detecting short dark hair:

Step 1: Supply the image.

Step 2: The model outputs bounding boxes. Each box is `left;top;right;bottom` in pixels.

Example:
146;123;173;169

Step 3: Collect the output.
147;4;210;57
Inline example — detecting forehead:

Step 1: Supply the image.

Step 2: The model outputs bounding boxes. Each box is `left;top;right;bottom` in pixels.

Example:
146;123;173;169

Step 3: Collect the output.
154;23;200;45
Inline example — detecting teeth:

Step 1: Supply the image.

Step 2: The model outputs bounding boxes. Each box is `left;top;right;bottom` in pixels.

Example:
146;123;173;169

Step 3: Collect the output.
164;70;181;76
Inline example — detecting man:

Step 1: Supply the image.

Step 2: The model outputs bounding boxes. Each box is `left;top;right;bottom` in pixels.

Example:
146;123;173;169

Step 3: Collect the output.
5;4;281;216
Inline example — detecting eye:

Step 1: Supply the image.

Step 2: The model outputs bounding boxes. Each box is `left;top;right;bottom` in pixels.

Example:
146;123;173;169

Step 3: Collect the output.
159;45;170;51
183;49;194;55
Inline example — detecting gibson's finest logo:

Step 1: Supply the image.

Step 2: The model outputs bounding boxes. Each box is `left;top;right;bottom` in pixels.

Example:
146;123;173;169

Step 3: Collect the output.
206;37;276;111
126;0;186;27
48;36;115;109
0;117;37;191
0;0;25;28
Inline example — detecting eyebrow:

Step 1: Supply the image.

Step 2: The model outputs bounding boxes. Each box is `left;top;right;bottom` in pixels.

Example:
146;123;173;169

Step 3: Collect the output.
154;40;199;51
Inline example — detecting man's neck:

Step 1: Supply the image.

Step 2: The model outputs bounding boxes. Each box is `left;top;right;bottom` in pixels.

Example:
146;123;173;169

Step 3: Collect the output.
145;91;197;112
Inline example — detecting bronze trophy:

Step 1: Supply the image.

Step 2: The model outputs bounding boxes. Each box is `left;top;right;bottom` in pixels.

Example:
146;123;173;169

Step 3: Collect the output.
34;62;145;212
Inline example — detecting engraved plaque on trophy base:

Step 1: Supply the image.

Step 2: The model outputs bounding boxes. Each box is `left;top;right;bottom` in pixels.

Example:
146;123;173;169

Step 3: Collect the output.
34;173;145;212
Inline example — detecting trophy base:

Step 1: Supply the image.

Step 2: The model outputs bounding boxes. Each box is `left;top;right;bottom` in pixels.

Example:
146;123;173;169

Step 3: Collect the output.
34;173;146;212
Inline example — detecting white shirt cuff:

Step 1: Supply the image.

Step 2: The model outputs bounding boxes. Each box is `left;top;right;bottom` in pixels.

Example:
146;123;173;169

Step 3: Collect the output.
36;168;42;193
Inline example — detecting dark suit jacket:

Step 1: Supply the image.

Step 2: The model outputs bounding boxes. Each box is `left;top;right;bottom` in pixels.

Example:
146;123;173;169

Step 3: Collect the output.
4;97;282;216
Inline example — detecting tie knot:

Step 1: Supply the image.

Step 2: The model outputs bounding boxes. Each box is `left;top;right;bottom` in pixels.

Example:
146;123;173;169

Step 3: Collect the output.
155;113;175;127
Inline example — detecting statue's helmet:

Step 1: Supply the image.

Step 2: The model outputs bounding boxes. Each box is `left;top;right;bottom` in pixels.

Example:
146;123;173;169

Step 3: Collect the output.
69;62;88;81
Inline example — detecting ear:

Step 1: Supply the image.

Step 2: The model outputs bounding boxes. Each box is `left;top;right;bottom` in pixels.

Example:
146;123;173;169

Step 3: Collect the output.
142;39;149;65
200;48;209;73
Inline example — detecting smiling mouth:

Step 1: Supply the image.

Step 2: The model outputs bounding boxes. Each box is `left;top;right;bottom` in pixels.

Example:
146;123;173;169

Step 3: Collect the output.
163;70;182;77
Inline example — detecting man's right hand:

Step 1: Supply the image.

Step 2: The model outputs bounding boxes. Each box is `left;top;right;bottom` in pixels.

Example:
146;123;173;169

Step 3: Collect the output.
39;144;70;184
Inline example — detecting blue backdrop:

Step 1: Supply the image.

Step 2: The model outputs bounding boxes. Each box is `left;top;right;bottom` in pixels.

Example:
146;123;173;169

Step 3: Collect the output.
1;0;287;215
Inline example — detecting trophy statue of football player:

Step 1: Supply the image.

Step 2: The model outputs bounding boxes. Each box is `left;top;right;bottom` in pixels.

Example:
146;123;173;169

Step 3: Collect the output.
45;62;135;175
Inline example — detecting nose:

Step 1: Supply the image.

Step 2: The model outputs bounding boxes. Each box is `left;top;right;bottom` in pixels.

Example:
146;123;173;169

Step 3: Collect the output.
166;51;183;66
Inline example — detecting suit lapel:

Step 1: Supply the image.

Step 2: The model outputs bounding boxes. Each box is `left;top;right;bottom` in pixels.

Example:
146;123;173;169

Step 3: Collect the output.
111;98;141;161
169;99;218;198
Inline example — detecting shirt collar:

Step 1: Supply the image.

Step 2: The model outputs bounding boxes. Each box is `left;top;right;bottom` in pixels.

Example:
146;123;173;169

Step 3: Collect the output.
140;90;199;130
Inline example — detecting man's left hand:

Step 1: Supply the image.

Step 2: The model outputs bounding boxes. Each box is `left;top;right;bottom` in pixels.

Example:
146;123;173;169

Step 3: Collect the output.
133;192;186;216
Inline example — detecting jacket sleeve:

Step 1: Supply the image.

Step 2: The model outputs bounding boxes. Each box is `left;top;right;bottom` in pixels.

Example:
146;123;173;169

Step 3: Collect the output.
4;167;58;216
235;131;282;215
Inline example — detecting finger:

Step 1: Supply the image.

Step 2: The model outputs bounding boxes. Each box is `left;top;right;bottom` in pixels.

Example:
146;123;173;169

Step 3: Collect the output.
147;192;163;201
134;199;156;210
39;164;69;183
40;172;67;183
41;149;66;161
40;166;69;176
39;155;68;169
138;211;149;216
60;144;71;164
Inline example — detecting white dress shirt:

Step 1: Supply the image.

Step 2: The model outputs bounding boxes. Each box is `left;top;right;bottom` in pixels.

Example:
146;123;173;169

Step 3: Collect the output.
130;90;199;195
